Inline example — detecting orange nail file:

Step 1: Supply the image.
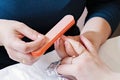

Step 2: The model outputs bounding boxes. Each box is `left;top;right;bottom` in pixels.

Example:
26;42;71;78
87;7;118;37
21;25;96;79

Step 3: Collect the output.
31;15;75;57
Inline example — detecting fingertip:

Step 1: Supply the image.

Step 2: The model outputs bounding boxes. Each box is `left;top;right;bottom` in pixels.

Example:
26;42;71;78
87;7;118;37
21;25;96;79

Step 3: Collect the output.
64;40;74;55
64;41;74;56
37;35;48;44
37;34;46;40
37;34;44;38
37;34;43;38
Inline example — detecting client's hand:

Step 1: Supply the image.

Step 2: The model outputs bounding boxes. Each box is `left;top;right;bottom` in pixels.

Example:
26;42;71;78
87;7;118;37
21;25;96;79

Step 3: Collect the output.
54;35;81;58
56;35;114;80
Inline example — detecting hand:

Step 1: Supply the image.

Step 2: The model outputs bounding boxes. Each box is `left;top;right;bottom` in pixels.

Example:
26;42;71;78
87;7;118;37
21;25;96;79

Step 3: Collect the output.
57;35;113;80
0;19;47;64
54;35;81;58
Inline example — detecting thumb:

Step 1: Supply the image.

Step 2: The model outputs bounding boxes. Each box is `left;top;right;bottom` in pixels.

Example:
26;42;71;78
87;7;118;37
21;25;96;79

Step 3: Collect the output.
57;64;75;76
16;23;43;40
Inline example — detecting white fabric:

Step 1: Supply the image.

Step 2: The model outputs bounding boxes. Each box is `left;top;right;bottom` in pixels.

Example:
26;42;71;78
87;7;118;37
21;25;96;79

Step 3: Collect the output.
0;51;61;80
99;36;120;72
0;36;120;80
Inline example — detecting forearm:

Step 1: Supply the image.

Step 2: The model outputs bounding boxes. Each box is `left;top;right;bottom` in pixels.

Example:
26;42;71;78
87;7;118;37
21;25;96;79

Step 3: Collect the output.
80;17;111;51
86;0;120;33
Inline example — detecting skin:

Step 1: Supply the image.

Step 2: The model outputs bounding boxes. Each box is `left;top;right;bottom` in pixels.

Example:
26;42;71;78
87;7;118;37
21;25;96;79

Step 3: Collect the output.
54;17;114;79
0;17;112;65
0;19;48;64
56;35;120;80
54;17;111;58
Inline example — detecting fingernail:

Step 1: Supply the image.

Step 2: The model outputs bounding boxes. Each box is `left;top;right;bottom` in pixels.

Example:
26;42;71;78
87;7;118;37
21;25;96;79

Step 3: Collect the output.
37;34;43;38
37;35;46;40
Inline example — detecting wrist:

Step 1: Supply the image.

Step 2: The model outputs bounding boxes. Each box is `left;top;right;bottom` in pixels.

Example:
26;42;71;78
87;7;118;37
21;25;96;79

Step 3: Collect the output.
80;17;111;51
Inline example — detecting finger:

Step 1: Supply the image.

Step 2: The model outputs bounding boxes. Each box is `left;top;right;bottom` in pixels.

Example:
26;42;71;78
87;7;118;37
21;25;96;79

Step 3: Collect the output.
67;35;80;42
64;41;78;57
80;35;97;55
6;48;38;65
61;35;72;41
61;57;74;64
57;64;75;76
61;35;83;56
61;35;67;40
66;38;86;55
15;23;43;40
13;30;24;39
54;38;68;58
10;36;47;53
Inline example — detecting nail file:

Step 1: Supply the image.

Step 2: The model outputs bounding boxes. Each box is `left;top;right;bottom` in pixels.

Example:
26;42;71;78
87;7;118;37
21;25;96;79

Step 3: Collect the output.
31;15;75;57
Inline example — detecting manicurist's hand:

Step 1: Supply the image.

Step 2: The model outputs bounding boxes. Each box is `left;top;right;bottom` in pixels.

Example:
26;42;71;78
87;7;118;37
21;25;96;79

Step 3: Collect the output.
0;19;47;64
